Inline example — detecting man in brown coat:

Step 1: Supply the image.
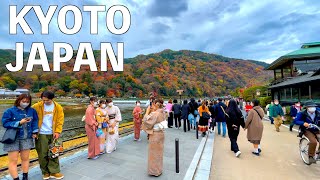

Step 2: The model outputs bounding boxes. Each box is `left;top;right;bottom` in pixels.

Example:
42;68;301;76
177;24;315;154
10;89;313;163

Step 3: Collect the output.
245;99;264;156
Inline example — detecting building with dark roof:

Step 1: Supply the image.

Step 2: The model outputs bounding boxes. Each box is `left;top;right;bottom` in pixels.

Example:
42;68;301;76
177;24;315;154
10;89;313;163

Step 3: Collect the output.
266;42;320;105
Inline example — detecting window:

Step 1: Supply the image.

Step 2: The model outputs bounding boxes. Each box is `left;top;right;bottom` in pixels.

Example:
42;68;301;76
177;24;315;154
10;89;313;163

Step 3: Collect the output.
300;85;310;101
275;69;282;80
311;84;320;103
293;59;320;74
292;88;299;101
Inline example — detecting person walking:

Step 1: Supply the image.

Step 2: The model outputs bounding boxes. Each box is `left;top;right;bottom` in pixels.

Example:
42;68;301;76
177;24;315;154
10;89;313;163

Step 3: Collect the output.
32;91;64;180
270;99;284;132
267;101;274;124
1;94;39;180
105;98;122;153
95;100;109;154
198;101;211;137
215;98;227;137
244;99;264;156
188;98;199;130
172;99;181;129
289;101;301;131
165;99;174;128
132;101;143;141
181;100;191;131
85;97;100;159
209;101;216;132
142;98;167;176
294;101;320;164
225;99;245;157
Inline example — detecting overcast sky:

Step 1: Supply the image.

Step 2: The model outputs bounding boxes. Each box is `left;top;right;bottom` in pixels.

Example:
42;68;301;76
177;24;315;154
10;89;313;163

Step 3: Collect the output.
1;0;320;63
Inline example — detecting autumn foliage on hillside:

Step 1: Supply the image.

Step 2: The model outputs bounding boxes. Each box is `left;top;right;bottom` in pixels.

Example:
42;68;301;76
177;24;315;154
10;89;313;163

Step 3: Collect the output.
0;49;272;98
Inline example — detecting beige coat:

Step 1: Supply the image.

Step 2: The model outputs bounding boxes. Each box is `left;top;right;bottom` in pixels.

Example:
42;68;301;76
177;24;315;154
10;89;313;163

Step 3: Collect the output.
142;109;167;135
245;106;264;141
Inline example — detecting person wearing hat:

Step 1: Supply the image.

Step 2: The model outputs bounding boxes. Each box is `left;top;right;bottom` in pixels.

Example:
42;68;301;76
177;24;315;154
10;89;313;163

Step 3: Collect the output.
289;101;301;131
294;101;320;164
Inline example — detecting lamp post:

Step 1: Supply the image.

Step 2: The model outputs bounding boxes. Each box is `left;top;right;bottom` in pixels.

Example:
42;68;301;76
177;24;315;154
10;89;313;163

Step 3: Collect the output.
177;90;184;104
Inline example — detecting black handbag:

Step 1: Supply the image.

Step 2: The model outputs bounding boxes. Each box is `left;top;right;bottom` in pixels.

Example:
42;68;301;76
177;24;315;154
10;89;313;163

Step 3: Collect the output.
1;128;18;144
202;112;211;119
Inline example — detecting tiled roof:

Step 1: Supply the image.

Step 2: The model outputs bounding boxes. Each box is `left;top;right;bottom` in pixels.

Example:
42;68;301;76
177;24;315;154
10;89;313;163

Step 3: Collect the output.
269;72;320;88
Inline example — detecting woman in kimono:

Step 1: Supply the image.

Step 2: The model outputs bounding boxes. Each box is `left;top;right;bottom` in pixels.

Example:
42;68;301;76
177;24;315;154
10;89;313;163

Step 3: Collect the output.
95;100;109;154
105;98;122;153
85;97;100;159
132;100;144;141
142;98;167;177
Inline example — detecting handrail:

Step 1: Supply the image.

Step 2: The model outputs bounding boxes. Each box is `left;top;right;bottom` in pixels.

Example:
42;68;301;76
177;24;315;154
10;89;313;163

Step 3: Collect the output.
0;120;134;172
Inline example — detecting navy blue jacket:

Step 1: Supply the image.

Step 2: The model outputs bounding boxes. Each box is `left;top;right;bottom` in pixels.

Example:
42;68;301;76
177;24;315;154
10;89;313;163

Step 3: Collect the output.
2;106;39;139
215;102;227;122
294;110;320;133
181;104;190;119
290;106;301;118
172;104;181;115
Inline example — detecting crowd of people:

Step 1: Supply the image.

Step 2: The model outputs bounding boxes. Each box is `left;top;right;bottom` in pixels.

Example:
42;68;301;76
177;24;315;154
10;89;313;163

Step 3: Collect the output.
1;91;319;179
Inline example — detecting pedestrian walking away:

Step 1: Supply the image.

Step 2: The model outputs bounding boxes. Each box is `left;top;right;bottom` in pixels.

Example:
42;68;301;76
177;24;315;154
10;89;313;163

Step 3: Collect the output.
225;99;245;157
244;99;264;156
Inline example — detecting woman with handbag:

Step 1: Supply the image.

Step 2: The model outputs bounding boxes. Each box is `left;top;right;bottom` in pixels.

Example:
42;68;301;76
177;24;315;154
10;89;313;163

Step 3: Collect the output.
142;98;167;177
1;94;39;180
226;99;245;157
132;100;143;141
85;97;100;160
95;100;109;154
244;99;264;156
198;101;211;137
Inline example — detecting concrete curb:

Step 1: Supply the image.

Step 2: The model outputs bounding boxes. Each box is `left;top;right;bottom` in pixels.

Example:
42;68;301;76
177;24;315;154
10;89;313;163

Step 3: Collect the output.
194;132;214;180
183;136;207;180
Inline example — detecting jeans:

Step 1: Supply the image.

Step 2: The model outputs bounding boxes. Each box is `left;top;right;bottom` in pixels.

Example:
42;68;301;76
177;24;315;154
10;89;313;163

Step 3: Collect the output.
217;122;226;136
269;116;274;124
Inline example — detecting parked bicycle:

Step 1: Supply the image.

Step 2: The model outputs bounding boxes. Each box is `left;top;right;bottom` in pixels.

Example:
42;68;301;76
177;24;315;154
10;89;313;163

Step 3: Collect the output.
298;124;320;165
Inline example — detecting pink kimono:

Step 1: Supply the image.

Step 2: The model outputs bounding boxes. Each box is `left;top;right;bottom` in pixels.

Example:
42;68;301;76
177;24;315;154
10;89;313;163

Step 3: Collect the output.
133;106;142;140
85;105;100;158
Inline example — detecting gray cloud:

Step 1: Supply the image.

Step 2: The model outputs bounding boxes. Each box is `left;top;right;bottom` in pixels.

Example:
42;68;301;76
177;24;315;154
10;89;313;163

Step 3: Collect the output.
1;0;320;64
147;0;188;17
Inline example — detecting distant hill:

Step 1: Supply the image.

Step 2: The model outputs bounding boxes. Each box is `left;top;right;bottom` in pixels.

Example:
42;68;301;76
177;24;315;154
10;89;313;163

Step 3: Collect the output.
0;49;272;97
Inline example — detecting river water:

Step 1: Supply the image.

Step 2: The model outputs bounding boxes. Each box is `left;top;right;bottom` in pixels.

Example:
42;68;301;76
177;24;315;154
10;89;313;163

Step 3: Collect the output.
0;100;149;155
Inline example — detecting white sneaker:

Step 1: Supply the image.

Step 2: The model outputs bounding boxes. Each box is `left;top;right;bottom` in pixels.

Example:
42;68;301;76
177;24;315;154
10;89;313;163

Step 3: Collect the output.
235;151;241;157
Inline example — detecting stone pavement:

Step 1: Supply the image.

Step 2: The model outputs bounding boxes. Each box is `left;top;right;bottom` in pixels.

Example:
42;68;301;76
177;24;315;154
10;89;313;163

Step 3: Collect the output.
210;120;320;180
3;127;208;180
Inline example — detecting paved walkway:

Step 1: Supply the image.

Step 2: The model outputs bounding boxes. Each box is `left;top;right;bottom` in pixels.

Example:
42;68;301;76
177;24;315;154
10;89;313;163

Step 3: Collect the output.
5;127;205;180
210;120;320;180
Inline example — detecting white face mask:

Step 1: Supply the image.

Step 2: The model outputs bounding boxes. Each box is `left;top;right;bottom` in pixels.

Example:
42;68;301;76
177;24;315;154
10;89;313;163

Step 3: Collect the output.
93;102;98;107
275;102;279;105
108;102;113;107
101;104;106;108
308;107;316;113
20;102;29;109
296;104;300;107
137;103;141;106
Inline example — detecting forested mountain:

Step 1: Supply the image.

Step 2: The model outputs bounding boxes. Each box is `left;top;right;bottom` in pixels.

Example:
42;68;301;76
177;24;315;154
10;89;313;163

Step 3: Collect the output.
0;49;272;98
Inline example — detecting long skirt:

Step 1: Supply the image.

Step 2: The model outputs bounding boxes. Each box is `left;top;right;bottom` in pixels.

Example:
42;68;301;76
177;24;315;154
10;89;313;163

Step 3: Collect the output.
134;119;142;140
148;131;164;176
85;125;100;158
198;117;209;132
99;127;107;152
106;119;119;153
